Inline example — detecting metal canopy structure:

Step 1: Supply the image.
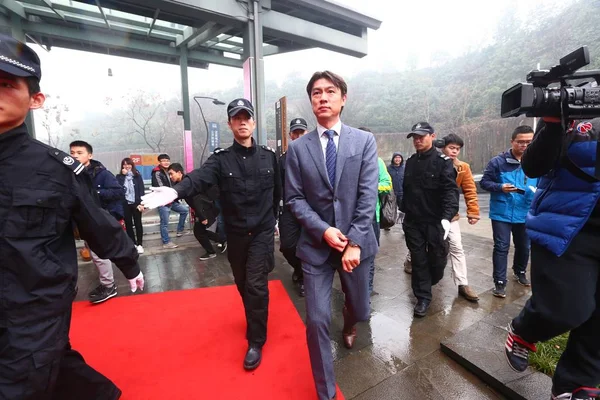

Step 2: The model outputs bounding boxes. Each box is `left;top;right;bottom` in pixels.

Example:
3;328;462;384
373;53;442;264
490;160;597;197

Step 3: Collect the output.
0;0;381;148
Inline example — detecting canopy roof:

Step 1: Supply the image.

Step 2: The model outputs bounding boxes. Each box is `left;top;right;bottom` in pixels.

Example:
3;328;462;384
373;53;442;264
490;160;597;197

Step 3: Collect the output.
0;0;381;69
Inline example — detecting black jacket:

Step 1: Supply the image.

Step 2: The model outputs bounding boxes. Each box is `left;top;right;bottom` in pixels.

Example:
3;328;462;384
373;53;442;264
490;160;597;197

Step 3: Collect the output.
151;165;171;188
387;152;405;198
186;185;220;227
401;146;459;223
175;139;281;235
87;159;125;219
0;124;140;334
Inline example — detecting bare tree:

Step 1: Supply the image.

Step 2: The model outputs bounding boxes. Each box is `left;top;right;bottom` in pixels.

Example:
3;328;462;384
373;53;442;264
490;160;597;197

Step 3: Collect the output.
40;94;69;148
124;91;175;152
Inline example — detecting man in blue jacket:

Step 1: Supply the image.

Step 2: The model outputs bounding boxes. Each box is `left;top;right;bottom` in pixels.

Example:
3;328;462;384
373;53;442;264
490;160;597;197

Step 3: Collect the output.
504;118;600;400
480;126;538;298
71;140;126;304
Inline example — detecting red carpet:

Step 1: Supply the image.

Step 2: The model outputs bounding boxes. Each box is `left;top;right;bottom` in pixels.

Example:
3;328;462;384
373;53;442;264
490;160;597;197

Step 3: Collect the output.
71;280;344;400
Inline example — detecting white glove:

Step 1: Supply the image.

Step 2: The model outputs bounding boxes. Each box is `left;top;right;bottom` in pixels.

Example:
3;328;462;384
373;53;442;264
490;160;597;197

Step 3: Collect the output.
441;219;451;240
128;271;145;292
141;187;178;209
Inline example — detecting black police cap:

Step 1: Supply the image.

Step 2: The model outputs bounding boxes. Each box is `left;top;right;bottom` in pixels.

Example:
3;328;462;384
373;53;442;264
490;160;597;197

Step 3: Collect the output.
407;122;434;138
227;98;255;118
289;117;308;132
0;34;41;80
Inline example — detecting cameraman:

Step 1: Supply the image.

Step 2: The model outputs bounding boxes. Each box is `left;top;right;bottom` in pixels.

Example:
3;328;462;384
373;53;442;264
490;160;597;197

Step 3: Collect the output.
504;118;600;400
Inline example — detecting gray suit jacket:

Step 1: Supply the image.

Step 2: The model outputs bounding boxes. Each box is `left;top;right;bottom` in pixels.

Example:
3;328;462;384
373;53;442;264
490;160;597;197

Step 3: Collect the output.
285;124;379;266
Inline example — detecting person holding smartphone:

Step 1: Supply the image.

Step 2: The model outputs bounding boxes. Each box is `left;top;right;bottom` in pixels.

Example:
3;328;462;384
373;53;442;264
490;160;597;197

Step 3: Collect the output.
480;125;538;298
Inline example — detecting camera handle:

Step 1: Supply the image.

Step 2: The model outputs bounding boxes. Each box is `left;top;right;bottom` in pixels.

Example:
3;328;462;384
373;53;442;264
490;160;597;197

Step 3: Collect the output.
558;82;600;183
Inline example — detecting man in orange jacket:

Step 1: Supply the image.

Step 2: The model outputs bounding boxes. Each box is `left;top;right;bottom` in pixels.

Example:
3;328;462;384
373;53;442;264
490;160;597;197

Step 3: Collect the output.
438;133;480;301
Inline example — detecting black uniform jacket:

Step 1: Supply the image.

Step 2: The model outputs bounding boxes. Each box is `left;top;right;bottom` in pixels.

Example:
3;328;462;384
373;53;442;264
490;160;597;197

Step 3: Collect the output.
175;139;281;235
0;125;140;331
401;146;459;223
278;151;301;249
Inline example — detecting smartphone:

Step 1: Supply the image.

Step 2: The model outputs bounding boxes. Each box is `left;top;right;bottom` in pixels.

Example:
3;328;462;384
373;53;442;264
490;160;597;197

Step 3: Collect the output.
514;188;525;195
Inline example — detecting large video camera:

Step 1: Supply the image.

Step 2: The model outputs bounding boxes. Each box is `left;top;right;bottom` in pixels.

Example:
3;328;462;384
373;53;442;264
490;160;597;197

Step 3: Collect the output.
501;46;600;118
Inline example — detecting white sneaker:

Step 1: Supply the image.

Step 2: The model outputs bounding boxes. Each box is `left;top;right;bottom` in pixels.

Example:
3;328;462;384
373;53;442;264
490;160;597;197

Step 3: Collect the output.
136;245;144;254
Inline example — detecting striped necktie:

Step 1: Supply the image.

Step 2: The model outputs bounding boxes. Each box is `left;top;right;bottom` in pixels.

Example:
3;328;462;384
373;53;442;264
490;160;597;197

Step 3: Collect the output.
324;129;336;186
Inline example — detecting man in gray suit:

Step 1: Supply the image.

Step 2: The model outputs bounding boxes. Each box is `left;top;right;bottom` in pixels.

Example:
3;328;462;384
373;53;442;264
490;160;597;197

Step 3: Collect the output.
285;71;379;400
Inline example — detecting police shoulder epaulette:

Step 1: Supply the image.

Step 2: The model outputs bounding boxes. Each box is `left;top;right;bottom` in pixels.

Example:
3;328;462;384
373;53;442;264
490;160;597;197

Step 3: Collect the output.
439;153;451;161
49;148;85;175
261;145;276;154
214;148;228;154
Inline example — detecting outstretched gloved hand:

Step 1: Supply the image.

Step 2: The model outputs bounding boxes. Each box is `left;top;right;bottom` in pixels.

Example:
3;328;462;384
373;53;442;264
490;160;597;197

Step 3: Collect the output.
128;271;145;292
141;187;178;210
441;219;451;240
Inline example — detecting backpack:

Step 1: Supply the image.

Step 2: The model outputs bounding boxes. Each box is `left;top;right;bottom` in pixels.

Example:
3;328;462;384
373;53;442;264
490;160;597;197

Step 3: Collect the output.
379;192;397;229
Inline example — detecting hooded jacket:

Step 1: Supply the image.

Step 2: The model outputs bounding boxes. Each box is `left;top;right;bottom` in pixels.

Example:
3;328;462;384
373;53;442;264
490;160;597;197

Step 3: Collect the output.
86;159;125;220
387;152;405;198
523;120;600;256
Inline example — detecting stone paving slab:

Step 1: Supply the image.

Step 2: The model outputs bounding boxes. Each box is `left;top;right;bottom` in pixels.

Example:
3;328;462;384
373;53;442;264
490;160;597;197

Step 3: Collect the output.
75;194;526;399
440;305;551;400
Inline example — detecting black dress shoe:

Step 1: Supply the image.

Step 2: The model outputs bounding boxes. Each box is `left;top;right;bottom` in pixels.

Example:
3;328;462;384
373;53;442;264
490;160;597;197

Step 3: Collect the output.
243;346;262;370
413;299;430;318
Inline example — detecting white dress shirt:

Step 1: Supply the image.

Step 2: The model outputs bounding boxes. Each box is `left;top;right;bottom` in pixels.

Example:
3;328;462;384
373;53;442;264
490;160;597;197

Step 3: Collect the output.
317;120;342;161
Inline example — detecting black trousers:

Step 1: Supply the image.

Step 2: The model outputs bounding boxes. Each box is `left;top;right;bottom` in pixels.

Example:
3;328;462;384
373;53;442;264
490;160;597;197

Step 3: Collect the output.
227;227;275;347
193;220;221;254
0;309;120;400
281;247;303;279
123;203;143;246
279;208;302;280
403;220;449;301
512;227;600;393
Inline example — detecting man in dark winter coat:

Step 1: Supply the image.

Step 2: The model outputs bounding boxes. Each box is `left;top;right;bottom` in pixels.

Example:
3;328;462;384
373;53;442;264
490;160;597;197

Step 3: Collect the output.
70;140;126;304
168;163;226;260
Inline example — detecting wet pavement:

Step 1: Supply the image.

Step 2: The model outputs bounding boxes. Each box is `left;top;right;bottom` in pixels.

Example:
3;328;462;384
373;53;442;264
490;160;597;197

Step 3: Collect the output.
76;194;533;399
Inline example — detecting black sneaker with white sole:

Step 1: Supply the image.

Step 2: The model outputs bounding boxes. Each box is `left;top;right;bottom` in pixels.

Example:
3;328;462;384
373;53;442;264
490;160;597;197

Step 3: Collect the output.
514;272;531;287
217;241;227;254
493;282;506;298
505;323;536;372
199;252;217;261
88;284;117;304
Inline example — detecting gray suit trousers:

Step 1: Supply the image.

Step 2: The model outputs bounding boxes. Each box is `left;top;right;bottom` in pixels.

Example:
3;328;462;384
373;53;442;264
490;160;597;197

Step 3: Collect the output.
303;253;374;400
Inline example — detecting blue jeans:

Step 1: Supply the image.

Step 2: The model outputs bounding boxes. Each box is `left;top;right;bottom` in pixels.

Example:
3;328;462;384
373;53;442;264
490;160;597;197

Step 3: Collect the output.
491;220;530;284
158;202;189;244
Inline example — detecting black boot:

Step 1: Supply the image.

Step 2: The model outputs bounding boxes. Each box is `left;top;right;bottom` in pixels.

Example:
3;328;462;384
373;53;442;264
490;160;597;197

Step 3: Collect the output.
243;346;262;370
413;299;430;318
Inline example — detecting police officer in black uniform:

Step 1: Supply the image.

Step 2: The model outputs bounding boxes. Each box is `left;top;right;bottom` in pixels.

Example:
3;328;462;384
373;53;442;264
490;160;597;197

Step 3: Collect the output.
142;98;280;371
279;117;308;297
401;122;459;317
0;35;144;399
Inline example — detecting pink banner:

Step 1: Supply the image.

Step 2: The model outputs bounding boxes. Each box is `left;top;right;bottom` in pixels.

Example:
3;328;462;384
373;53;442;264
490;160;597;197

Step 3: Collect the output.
184;130;194;173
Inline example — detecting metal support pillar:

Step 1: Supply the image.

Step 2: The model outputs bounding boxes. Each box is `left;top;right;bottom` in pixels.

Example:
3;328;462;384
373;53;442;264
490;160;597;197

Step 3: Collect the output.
9;14;36;138
180;47;193;172
243;0;266;145
252;0;266;145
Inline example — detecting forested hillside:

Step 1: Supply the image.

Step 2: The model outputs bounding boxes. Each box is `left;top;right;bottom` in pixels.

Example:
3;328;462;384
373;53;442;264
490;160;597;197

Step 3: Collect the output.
62;0;600;173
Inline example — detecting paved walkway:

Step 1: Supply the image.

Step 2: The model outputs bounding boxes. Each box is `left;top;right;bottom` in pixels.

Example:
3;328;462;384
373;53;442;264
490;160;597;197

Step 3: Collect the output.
76;194;533;399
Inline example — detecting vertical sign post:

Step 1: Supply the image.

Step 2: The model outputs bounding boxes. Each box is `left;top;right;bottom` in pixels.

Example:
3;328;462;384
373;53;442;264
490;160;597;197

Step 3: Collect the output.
275;97;287;156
